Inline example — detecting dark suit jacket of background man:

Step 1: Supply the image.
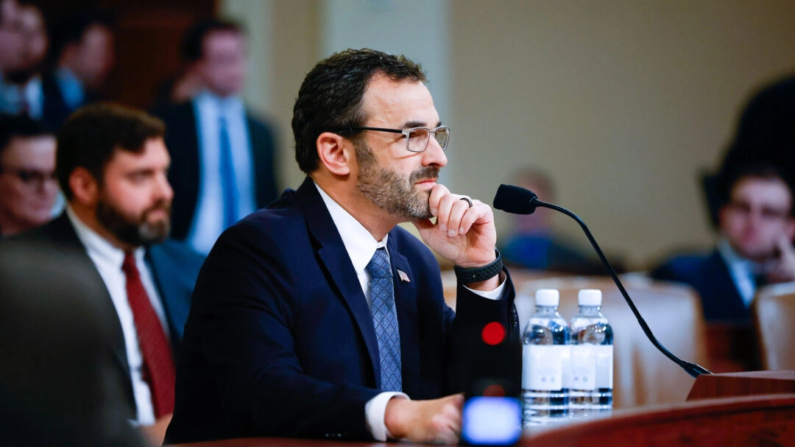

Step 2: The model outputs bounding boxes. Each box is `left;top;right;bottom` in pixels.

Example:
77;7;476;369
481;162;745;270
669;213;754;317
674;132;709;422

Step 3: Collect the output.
165;177;520;443
651;250;748;323
2;212;205;420
40;73;98;131
152;102;279;241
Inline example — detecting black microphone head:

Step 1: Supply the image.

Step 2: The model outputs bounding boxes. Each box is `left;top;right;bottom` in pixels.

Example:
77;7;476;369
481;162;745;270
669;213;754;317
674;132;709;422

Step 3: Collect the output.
493;184;539;215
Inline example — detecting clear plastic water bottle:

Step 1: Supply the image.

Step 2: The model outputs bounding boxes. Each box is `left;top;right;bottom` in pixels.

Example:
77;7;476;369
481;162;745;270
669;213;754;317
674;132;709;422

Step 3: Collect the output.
522;289;571;426
568;289;613;417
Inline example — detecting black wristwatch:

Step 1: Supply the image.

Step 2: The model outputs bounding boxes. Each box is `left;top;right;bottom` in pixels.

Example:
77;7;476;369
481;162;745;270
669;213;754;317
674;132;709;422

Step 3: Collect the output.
453;250;503;284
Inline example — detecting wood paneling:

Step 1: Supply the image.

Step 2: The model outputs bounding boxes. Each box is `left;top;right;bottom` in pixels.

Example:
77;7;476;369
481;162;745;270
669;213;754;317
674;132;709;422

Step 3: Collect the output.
35;0;216;108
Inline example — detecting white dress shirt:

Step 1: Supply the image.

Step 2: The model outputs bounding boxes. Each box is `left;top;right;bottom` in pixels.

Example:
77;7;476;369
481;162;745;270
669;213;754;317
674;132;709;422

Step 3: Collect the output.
66;206;170;425
315;183;504;441
187;90;256;254
718;238;764;307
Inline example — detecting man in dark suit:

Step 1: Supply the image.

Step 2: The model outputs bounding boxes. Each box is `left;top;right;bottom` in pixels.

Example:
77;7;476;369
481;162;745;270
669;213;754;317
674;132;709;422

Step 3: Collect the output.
0;243;145;447
40;11;115;130
152;18;278;254
166;49;520;444
652;163;795;323
2;103;204;444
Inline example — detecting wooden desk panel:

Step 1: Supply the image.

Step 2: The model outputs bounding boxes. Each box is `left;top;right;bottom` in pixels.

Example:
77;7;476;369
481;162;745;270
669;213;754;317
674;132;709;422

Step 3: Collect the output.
688;370;795;400
524;394;795;447
171;394;795;447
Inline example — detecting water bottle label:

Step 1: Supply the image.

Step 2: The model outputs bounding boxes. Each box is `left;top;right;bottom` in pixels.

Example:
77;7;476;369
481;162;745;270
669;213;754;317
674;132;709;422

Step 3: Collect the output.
568;345;596;390
595;345;613;388
522;345;570;390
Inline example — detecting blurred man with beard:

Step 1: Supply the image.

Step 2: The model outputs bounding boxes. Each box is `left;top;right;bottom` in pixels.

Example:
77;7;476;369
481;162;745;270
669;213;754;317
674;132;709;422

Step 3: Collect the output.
166;49;520;445
3;103;204;445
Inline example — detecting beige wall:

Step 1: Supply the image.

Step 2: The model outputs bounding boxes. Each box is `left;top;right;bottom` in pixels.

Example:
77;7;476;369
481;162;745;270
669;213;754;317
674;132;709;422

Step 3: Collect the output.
223;0;795;268
221;0;320;192
450;0;795;268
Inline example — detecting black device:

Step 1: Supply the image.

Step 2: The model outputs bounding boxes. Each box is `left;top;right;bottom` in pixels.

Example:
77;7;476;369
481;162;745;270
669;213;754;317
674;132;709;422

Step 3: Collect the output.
459;322;523;446
493;184;711;378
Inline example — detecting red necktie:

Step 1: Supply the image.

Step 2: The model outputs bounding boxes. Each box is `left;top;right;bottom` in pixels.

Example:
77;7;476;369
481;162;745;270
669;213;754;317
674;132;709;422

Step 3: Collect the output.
122;252;176;418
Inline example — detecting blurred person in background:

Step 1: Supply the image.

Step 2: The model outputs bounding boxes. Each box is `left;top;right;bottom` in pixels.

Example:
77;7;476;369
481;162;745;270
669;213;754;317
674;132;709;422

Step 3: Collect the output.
0;113;57;237
4;103;204;445
0;1;47;118
500;168;606;274
0;0;24;98
705;74;795;228
151;31;205;109
42;11;115;129
0;243;145;446
652;162;795;323
153;18;278;255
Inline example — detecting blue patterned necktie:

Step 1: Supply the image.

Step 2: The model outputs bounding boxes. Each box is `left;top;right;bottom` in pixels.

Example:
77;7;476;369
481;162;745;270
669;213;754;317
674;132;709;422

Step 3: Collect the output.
366;247;402;392
219;115;238;229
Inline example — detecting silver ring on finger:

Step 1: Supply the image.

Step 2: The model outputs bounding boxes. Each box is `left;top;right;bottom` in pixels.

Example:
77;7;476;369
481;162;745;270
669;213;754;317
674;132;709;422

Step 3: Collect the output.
459;196;473;208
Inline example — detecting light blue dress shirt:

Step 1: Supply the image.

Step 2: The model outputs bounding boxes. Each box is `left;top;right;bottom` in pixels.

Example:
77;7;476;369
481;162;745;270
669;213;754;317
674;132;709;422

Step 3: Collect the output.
187;90;256;255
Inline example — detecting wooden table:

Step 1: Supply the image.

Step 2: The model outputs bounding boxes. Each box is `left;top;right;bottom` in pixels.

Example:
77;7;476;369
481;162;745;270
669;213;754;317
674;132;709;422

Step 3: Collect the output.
171;372;795;447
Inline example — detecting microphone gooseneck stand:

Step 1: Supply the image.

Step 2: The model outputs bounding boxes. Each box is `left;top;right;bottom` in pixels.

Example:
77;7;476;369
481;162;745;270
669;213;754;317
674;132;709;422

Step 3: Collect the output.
533;198;711;378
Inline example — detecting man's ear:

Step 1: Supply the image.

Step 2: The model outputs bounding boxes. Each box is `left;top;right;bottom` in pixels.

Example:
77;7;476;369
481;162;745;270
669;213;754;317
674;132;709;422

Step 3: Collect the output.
316;132;354;176
68;167;99;207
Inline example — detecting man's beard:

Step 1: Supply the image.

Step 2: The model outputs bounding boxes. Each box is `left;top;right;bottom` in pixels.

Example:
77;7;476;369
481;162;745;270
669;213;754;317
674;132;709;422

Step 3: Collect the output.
96;198;171;247
355;141;439;220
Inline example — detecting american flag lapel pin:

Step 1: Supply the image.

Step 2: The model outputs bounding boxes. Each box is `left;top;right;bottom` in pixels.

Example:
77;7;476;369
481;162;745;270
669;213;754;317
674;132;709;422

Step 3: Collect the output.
397;269;410;283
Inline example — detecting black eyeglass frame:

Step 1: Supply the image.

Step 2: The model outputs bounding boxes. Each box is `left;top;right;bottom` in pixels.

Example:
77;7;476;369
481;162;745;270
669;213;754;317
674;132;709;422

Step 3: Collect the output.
347;126;451;153
0;167;58;189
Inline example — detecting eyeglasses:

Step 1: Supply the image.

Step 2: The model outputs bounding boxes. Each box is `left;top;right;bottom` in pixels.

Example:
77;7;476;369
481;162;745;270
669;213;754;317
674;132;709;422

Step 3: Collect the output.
349;126;451;153
0;167;58;190
728;200;790;221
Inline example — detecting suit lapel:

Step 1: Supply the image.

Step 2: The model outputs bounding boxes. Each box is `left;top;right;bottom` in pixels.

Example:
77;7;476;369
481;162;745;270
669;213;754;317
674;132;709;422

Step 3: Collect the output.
296;178;381;388
387;235;420;398
165;102;201;241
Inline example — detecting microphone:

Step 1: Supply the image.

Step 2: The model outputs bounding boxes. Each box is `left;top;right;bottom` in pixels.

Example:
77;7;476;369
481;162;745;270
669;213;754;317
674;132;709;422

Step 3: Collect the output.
494;184;711;378
493;184;539;215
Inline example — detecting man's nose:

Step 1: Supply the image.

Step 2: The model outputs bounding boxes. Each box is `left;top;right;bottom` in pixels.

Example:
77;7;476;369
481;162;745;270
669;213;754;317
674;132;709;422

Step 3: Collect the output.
157;172;174;202
39;175;58;194
422;136;447;168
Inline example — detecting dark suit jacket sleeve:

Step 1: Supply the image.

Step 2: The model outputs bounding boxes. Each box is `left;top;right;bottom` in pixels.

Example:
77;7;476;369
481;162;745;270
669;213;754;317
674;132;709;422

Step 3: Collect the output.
172;219;379;441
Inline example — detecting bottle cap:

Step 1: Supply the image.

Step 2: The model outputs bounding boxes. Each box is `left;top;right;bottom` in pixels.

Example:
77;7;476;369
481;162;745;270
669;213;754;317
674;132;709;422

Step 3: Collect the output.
535;289;559;306
578;289;602;306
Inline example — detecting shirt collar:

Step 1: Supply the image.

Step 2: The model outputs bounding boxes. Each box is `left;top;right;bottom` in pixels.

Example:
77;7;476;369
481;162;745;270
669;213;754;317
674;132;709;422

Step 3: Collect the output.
314;182;388;275
66;205;145;268
195;89;244;113
718;238;763;274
